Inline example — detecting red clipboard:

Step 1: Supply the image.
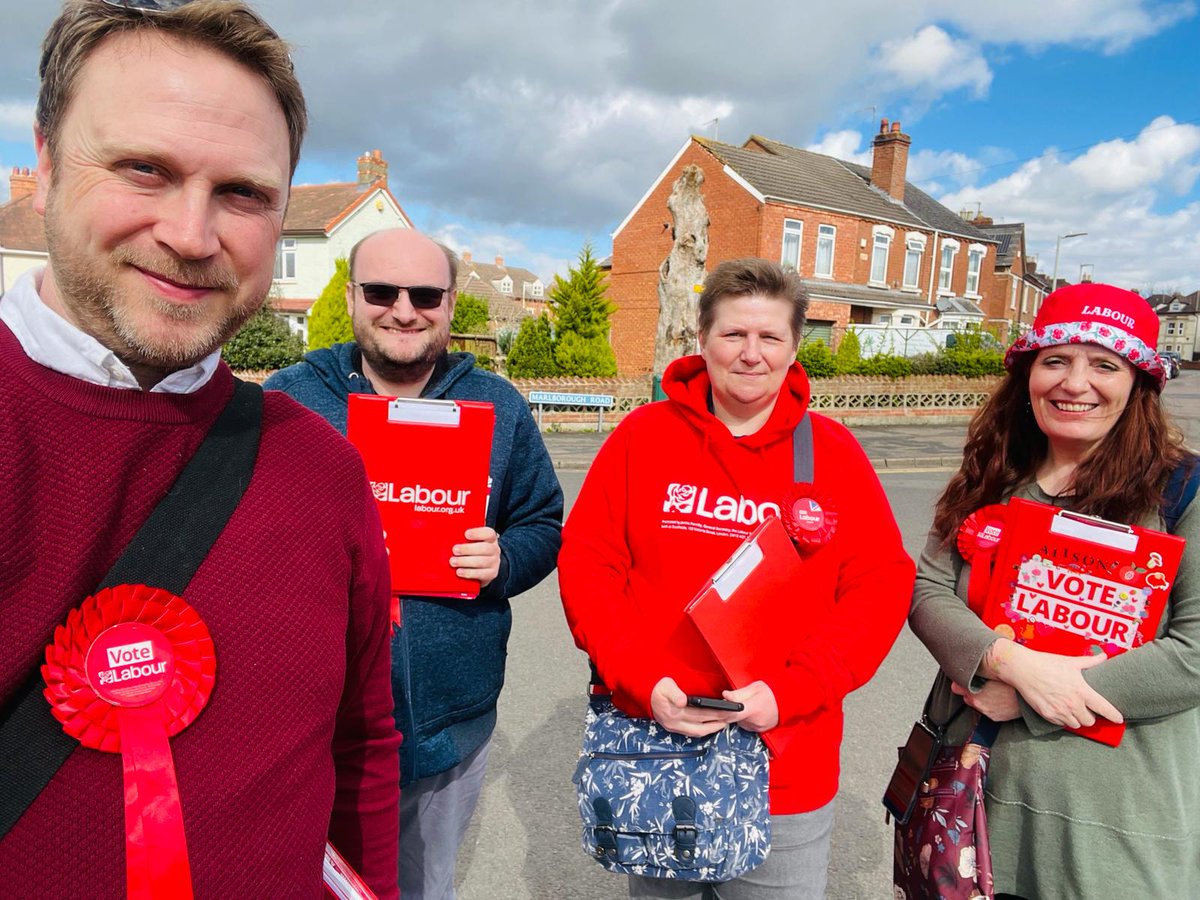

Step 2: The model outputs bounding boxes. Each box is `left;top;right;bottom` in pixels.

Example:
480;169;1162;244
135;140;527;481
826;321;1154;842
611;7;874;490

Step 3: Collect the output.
347;393;494;602
684;516;805;756
982;497;1185;746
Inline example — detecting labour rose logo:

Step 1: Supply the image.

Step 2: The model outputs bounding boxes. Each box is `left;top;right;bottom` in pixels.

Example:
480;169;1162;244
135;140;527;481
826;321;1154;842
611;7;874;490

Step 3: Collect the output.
370;481;390;502
663;483;698;514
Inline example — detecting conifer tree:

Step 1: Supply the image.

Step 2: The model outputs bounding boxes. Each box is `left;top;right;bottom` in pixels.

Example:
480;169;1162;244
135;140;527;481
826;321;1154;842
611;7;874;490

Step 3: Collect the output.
307;257;354;351
549;243;617;376
506;314;560;378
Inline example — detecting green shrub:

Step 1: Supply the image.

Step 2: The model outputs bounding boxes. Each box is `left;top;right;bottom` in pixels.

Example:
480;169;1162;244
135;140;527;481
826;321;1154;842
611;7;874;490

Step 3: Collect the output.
475;354;495;371
796;341;836;378
554;331;617;376
834;329;861;375
451;292;490;335
857;353;913;378
506;314;560;377
222;304;305;370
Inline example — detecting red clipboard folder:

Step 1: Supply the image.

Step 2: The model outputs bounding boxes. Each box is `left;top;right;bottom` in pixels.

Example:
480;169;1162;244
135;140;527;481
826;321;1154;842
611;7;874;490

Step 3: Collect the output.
347;394;494;600
982;497;1185;746
685;516;805;756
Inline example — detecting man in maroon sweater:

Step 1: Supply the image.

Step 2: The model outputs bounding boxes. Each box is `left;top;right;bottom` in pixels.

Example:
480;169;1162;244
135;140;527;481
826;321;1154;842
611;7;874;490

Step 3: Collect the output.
0;2;400;896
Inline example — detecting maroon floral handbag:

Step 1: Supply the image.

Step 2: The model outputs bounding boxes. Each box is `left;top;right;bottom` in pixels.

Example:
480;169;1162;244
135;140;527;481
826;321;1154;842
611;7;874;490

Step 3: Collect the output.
891;714;999;900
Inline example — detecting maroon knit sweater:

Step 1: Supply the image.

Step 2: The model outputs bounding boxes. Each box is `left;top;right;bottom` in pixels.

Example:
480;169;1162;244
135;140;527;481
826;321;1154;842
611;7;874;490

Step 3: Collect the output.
0;319;401;898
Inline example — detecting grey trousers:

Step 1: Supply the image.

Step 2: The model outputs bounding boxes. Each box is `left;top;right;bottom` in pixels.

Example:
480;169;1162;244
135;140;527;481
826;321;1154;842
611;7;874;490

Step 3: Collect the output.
398;735;493;900
627;800;836;900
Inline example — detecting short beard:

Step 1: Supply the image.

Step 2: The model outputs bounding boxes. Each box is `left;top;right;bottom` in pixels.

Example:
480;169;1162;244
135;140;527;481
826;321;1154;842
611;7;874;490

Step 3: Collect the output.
360;336;447;386
44;206;257;370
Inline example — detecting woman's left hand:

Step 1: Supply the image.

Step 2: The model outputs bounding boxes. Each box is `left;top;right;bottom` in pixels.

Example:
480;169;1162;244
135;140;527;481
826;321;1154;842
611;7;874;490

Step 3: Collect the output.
724;681;780;733
951;680;1020;721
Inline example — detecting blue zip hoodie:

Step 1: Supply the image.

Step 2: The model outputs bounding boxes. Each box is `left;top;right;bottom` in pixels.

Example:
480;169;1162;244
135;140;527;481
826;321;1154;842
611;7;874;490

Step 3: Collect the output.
265;343;563;783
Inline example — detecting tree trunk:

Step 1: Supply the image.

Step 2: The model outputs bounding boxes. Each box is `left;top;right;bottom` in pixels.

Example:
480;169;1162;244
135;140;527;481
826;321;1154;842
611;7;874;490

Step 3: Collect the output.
654;165;709;378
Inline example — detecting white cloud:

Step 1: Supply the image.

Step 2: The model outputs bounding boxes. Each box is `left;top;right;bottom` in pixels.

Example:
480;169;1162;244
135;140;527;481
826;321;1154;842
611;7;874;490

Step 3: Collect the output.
0;101;35;144
806;130;871;164
937;116;1200;290
874;26;992;97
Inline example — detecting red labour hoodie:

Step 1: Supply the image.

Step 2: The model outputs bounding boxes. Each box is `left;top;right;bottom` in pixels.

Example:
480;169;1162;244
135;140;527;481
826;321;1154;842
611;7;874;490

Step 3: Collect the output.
559;355;914;814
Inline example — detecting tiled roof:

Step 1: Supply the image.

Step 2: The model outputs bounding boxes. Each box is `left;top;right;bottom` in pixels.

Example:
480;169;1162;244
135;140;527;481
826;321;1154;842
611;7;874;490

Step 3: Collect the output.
977;223;1025;268
937;296;985;317
1152;293;1200;315
801;278;927;309
0;195;48;253
283;181;411;235
271;297;315;314
699;135;996;243
457;260;545;328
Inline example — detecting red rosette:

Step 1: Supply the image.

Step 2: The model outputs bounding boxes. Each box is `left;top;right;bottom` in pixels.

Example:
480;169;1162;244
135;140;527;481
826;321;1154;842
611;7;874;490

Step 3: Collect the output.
42;584;216;751
42;584;215;900
780;483;838;551
957;504;1008;563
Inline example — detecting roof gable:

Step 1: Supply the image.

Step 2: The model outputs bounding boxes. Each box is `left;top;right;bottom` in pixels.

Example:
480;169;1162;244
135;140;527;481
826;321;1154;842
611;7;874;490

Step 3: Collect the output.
283;181;412;235
700;134;996;243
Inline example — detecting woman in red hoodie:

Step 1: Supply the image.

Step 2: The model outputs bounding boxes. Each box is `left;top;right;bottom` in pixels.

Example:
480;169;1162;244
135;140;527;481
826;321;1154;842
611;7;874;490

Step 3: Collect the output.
559;258;914;899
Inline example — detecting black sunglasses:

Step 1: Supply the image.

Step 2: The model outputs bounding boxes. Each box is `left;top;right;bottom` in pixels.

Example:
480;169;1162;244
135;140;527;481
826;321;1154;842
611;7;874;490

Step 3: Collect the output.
354;282;449;310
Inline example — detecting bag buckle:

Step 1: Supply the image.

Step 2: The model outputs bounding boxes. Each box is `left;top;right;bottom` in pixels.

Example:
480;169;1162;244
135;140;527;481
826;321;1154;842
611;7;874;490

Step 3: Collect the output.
593;825;618;859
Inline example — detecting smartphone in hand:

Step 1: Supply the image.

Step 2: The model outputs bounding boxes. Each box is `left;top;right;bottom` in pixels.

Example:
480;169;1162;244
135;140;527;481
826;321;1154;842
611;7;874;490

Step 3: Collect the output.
686;695;744;712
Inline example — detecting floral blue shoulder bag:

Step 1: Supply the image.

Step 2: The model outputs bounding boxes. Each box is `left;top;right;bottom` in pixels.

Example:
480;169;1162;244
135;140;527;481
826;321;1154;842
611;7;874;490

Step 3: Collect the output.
572;696;771;882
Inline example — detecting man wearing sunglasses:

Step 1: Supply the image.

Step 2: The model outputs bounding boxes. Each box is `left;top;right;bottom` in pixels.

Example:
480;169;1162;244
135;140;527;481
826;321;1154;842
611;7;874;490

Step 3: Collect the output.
0;2;400;897
266;226;564;900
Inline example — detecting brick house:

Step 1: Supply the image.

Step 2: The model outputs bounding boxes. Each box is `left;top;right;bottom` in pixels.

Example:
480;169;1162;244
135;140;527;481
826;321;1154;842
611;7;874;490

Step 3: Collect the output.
0;167;47;294
455;252;548;332
1150;291;1199;361
607;120;1001;374
972;220;1049;332
273;150;413;342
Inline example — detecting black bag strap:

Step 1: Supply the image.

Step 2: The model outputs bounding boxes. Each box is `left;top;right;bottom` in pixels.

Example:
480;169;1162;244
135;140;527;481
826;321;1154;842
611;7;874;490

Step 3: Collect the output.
0;378;263;841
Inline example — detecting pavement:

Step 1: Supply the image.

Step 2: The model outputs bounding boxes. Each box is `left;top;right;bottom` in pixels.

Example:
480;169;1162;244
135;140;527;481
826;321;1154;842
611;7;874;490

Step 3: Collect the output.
540;369;1200;473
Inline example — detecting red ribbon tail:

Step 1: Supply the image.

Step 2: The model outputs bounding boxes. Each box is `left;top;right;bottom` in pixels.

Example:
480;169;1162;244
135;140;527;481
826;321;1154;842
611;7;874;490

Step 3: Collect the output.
118;703;194;900
967;550;994;617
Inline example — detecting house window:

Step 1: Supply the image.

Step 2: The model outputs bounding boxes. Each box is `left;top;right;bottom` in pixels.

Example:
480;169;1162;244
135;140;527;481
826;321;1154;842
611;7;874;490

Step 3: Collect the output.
1010;279;1018;310
780;219;803;271
499;277;513;294
938;239;960;292
877;314;892;325
965;244;986;297
530;282;544;298
900;315;916;325
814;225;835;278
274;238;296;280
902;234;925;289
869;228;892;285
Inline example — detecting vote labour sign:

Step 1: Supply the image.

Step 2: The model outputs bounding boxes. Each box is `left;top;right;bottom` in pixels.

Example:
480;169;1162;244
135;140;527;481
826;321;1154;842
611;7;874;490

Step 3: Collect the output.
981;497;1185;746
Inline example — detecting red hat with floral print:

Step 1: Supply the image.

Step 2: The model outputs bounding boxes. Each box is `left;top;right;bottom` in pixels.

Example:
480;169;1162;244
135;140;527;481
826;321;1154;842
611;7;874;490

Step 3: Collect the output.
1005;282;1165;389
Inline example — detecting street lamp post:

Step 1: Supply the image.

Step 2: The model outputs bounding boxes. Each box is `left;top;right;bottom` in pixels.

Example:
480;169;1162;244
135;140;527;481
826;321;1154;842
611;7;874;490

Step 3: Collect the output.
1052;232;1087;288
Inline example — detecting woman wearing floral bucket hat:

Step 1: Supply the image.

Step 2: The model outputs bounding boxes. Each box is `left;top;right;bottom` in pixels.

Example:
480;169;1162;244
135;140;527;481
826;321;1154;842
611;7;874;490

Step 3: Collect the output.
907;282;1199;898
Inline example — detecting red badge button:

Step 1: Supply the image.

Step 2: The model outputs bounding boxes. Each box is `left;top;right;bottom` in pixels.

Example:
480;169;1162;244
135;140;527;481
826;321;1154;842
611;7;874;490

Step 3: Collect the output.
85;622;176;708
957;504;1008;562
780;483;838;550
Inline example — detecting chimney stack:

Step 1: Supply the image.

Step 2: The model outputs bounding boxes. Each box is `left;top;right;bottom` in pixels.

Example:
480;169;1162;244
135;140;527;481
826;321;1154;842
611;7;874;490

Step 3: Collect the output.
9;167;37;201
870;118;911;202
495;255;505;268
462;250;472;265
356;149;388;187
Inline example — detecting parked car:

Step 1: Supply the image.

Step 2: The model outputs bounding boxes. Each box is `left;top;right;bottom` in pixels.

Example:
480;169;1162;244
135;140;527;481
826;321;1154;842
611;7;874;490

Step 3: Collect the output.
1162;350;1182;379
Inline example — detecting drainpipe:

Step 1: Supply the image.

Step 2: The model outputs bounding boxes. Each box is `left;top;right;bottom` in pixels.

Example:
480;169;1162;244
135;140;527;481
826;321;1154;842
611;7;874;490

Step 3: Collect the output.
925;229;940;323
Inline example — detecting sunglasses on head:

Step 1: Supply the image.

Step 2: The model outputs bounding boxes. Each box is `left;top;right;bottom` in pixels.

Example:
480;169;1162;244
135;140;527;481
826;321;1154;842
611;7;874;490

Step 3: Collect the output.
354;282;449;310
99;0;198;9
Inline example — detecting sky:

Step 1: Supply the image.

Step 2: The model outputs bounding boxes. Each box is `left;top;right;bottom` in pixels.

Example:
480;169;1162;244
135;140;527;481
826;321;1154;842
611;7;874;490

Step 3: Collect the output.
2;0;1198;294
